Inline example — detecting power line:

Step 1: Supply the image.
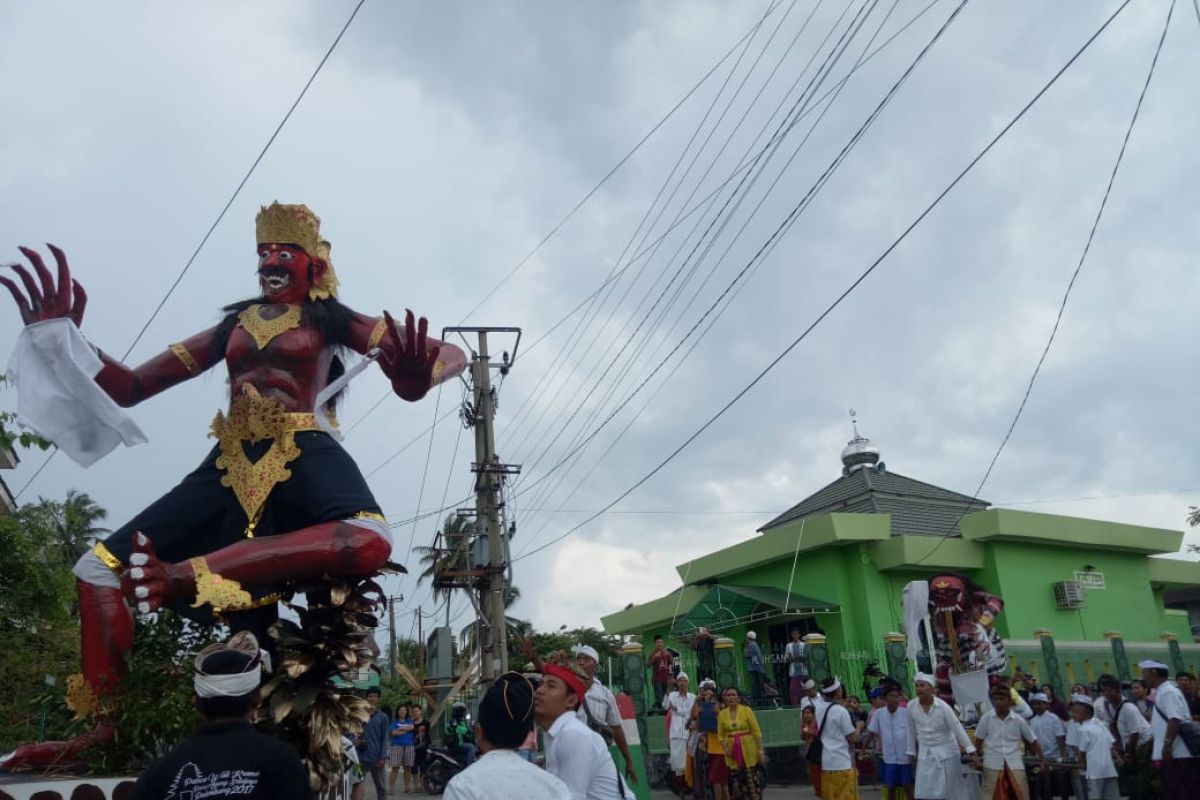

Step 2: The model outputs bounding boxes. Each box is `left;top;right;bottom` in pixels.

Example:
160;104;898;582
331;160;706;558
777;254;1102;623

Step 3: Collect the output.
913;0;1173;567
509;0;823;492
511;0;947;552
513;0;1135;564
516;0;902;545
382;488;1200;520
455;1;787;325
13;0;368;502
499;0;943;492
344;0;792;437
502;0;799;470
510;0;883;499
365;405;459;479
511;0;943;368
399;383;446;580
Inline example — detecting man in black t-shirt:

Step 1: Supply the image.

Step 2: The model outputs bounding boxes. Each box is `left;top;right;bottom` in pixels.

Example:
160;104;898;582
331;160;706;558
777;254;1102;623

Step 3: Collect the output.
133;633;313;800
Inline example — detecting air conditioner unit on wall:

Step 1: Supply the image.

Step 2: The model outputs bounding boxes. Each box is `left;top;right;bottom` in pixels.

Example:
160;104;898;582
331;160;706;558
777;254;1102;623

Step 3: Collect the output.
1053;580;1086;610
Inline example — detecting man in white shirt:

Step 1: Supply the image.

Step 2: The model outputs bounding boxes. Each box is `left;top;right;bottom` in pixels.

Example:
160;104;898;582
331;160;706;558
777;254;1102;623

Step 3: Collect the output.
1140;659;1199;800
906;673;978;800
1094;674;1152;799
1069;695;1121;800
1064;712;1089;800
817;677;860;800
444;672;570;800
866;682;912;800
662;672;696;791
535;662;625;800
786;628;808;705
1094;676;1152;755
799;678;818;712
975;684;1044;800
1029;692;1072;799
572;645;638;788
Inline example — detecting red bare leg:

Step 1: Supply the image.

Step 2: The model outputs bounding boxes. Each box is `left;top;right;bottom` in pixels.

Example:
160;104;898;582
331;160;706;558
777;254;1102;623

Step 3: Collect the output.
128;520;391;613
0;582;127;771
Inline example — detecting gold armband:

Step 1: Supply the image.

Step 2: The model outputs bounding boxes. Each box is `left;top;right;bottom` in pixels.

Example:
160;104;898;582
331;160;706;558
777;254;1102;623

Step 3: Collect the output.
169;343;199;374
92;542;123;576
367;318;388;351
190;556;252;613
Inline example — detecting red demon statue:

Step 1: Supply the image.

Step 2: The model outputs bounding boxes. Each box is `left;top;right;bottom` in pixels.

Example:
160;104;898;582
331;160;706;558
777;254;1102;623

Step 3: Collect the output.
925;574;1007;704
0;202;465;769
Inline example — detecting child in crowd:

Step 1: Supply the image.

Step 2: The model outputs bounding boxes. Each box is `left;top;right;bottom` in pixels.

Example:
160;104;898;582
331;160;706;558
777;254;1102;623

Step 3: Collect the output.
975;685;1044;800
865;683;912;800
801;705;823;798
1069;695;1122;800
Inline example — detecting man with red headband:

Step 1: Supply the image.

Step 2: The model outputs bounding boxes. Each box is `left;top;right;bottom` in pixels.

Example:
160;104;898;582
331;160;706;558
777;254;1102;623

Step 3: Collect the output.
0;203;465;769
535;660;625;800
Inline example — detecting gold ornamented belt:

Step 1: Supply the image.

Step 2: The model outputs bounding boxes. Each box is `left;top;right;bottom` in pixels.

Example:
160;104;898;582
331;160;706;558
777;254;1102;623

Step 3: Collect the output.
210;384;326;536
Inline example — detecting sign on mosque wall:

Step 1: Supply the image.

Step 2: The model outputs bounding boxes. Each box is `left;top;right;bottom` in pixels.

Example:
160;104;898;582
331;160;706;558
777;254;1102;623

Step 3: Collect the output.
1075;571;1106;589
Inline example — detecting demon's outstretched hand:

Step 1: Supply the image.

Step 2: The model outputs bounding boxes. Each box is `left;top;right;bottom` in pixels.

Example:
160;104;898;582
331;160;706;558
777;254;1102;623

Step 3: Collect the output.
1;245;87;326
378;308;441;402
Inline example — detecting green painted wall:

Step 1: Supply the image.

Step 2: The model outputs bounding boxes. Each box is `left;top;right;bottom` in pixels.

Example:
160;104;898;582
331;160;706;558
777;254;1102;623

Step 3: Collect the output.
982;542;1166;642
611;510;1199;703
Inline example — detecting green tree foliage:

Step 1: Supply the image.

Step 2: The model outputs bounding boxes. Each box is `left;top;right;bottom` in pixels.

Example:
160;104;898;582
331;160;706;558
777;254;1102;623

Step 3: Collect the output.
0;492;217;763
79;611;220;773
504;625;625;685
0;375;53;453
0;499;81;748
411;514;475;606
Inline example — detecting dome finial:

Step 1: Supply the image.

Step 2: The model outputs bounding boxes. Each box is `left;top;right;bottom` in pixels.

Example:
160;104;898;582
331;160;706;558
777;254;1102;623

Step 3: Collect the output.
841;409;883;476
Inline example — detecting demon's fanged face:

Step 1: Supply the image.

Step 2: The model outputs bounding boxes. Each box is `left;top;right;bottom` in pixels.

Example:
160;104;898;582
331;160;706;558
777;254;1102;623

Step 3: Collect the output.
257;243;323;304
930;575;967;615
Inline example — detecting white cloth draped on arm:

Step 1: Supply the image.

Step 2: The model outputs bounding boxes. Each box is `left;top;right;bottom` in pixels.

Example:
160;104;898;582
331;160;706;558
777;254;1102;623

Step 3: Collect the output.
7;319;146;466
903;581;929;661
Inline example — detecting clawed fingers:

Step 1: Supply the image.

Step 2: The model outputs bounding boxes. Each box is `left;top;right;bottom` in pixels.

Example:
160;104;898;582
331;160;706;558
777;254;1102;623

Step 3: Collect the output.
18;246;55;305
70;279;87;326
0;276;33;322
382;310;404;359
405;309;418;356
46;244;72;311
10;260;42;310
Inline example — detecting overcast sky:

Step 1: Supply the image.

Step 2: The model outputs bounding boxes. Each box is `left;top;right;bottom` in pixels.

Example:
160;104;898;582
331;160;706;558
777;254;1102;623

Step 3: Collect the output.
2;0;1198;645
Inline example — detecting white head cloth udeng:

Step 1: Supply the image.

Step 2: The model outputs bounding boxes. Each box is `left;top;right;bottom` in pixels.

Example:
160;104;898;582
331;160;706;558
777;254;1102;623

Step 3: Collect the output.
914;672;937;687
822;678;842;695
1070;694;1094;707
1138;659;1169;671
572;644;600;663
1030;692;1049;703
194;631;263;699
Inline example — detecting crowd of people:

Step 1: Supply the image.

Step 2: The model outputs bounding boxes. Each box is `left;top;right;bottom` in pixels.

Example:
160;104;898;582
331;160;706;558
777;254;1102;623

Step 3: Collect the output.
126;627;1200;800
644;625;1200;800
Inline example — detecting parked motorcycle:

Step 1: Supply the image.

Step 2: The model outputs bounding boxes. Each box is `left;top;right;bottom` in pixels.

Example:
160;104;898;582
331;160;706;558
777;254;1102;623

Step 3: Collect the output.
422;745;468;795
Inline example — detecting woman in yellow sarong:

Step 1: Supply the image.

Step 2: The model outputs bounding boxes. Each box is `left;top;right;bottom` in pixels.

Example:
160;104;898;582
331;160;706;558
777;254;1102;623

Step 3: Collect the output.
718;686;766;800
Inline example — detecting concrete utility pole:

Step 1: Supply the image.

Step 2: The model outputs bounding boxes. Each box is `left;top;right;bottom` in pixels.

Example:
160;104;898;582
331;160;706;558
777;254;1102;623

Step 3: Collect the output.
445;326;521;691
472;332;506;687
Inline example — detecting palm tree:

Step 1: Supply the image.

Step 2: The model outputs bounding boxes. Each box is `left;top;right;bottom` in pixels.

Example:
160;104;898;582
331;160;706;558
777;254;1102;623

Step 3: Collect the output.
38;490;110;564
411;514;475;607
